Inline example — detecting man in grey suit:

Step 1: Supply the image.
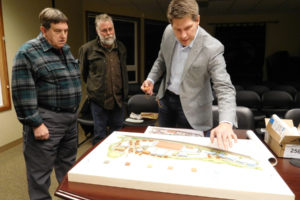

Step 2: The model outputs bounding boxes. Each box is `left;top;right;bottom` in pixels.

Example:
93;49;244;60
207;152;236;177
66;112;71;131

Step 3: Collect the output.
141;0;237;149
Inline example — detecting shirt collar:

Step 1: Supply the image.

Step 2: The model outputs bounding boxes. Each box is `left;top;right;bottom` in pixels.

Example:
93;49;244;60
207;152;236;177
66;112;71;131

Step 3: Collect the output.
38;32;69;52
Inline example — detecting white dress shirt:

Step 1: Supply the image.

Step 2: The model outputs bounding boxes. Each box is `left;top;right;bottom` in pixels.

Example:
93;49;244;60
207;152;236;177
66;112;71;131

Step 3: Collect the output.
168;27;199;95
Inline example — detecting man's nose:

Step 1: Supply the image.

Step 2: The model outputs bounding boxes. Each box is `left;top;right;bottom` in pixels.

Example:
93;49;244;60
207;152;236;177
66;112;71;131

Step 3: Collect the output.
107;29;113;35
61;31;67;38
180;31;187;39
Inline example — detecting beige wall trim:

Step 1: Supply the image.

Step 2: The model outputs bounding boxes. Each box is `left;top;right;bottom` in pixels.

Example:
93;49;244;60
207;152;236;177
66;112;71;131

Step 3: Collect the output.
0;138;22;154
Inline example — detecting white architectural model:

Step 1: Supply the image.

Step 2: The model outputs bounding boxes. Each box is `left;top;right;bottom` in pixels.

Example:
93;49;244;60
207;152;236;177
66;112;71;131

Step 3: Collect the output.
68;131;294;200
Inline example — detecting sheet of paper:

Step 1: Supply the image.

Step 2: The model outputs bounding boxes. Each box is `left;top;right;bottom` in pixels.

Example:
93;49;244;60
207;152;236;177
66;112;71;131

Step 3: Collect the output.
144;126;204;137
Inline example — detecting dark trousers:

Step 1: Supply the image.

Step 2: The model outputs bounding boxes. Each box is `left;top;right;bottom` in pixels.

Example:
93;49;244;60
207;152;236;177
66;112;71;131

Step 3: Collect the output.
158;90;192;129
90;101;124;145
23;107;78;200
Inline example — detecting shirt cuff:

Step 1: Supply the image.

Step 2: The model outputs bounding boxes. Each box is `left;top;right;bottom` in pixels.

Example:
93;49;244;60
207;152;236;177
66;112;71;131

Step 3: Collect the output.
219;120;233;125
146;78;154;85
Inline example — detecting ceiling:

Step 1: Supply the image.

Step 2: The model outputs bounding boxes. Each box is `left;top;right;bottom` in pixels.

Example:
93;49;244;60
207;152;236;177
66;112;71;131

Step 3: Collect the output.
100;0;300;19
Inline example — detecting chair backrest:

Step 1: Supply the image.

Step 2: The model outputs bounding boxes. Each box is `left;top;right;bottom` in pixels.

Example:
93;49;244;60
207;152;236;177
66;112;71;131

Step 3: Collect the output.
127;94;158;114
236;106;255;130
212;106;219;127
77;99;94;137
294;92;300;108
246;85;270;96
128;83;144;97
261;90;294;117
272;85;297;97
212;106;255;130
212;91;217;105
234;84;244;91
78;98;93;121
284;108;300;127
236;90;261;110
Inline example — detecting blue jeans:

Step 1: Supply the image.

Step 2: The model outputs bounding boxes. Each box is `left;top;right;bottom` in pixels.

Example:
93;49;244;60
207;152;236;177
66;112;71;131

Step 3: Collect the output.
158;90;192;129
90;101;124;145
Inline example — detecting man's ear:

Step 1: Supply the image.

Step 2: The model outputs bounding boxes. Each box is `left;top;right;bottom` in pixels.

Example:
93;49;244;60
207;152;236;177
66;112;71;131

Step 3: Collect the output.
95;27;100;37
40;26;46;35
196;15;200;25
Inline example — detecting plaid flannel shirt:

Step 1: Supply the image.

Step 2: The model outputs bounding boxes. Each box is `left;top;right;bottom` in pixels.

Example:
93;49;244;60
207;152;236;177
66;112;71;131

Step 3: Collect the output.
12;33;82;127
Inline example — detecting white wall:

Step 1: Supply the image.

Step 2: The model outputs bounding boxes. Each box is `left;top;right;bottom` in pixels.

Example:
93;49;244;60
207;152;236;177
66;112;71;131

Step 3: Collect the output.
0;0;49;148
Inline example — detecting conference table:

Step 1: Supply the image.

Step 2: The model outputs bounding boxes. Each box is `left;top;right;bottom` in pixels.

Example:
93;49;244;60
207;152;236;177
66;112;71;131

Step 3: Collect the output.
55;126;300;200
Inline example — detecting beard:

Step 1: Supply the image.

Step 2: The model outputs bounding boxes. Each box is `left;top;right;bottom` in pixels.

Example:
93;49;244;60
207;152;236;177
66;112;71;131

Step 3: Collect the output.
99;34;116;47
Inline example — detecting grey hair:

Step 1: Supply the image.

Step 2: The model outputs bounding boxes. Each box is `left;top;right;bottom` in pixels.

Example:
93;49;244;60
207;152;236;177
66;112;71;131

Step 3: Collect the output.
95;13;113;29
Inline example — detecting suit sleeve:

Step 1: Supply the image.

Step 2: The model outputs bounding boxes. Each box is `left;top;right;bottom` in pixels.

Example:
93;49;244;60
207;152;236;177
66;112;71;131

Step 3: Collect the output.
208;44;237;127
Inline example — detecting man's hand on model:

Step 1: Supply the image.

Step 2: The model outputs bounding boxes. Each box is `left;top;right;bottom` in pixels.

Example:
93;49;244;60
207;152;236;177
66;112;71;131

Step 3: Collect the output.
33;123;50;140
210;122;237;150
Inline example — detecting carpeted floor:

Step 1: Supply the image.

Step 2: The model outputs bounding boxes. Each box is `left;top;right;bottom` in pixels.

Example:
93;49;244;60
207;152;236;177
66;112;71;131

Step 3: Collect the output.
0;128;92;200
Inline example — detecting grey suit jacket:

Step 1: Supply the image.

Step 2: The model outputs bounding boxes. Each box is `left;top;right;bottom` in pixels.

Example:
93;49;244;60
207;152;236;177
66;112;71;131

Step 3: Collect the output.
148;24;237;130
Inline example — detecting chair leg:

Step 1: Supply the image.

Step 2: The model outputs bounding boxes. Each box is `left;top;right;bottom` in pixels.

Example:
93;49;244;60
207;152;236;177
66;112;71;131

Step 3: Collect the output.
77;123;93;147
78;133;92;147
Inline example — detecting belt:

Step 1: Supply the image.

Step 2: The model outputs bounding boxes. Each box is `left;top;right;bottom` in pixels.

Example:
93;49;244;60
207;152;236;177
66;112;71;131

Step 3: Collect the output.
39;104;78;113
166;89;179;97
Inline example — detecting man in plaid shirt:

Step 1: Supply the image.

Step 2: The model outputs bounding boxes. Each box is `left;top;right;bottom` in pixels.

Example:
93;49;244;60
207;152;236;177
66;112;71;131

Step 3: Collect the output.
12;8;81;200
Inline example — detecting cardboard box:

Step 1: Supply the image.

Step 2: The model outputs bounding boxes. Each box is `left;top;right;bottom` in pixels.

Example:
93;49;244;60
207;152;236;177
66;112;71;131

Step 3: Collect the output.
264;115;300;158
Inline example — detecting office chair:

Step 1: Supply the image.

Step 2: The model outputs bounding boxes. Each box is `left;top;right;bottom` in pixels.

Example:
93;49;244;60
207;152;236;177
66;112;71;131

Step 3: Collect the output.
285;108;300;168
272;85;297;98
77;98;94;147
234;84;244;91
212;106;255;130
236;90;261;110
236;90;265;127
128;83;144;97
236;106;255;130
284;108;300;127
212;91;218;105
212;106;219;127
261;90;294;118
123;94;159;127
294;92;300;108
246;85;270;97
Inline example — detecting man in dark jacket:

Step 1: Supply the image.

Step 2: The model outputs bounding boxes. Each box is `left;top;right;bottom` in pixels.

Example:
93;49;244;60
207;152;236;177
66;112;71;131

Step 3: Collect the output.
79;13;128;145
